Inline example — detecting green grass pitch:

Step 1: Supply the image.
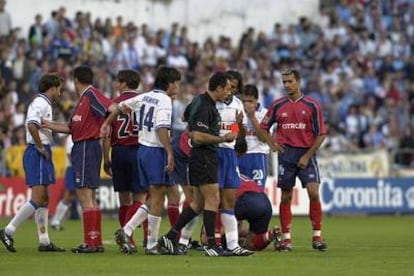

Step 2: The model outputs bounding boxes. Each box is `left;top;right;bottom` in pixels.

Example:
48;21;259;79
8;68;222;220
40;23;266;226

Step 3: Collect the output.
0;215;413;276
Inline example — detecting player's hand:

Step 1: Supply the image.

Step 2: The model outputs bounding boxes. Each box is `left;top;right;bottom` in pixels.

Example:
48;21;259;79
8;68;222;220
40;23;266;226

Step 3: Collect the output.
270;142;284;153
100;123;111;138
297;154;310;169
36;146;50;160
223;132;237;142
165;152;174;173
103;160;112;176
243;102;256;118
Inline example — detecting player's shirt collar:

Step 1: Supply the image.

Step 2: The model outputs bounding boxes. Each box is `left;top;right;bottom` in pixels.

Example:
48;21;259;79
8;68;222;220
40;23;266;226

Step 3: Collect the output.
153;89;167;94
80;85;92;96
288;93;304;103
38;93;52;105
223;95;234;105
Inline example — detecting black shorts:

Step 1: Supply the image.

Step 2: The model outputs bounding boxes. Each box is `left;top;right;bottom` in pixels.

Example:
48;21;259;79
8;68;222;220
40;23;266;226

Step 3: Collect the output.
189;148;218;186
235;192;272;234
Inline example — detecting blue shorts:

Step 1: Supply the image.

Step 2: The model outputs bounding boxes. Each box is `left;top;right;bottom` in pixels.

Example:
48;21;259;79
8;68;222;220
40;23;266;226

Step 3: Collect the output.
138;145;172;187
64;166;76;191
171;142;189;185
111;145;146;193
72;140;102;189
218;148;240;189
238;153;268;188
235;192;272;234
277;145;320;189
23;144;55;187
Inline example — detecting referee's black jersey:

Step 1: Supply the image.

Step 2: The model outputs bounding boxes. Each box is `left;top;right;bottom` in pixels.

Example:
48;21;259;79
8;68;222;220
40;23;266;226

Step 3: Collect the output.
185;92;221;151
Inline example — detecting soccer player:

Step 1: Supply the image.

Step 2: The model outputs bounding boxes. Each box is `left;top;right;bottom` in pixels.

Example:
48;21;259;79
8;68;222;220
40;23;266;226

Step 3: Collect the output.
102;69;145;253
234;174;281;251
42;66;116;253
101;66;181;255
200;174;281;251
0;73;65;253
215;70;254;256
158;72;236;257
238;84;270;188
50;134;81;231
248;68;328;252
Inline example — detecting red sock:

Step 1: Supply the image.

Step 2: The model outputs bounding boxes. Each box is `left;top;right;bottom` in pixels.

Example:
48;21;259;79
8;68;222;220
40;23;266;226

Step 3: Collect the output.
125;201;143;225
142;219;148;245
215;213;222;245
182;201;190;209
125;201;142;246
95;208;102;247
83;208;101;247
83;209;95;246
310;201;322;234
279;202;292;235
253;233;272;250
118;205;129;227
167;203;180;227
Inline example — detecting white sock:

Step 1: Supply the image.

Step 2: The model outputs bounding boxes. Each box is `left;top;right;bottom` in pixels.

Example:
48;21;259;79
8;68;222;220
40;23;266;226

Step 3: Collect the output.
124;204;149;237
51;201;69;226
35;207;50;245
179;215;200;246
221;211;239;250
5;201;36;236
146;214;161;249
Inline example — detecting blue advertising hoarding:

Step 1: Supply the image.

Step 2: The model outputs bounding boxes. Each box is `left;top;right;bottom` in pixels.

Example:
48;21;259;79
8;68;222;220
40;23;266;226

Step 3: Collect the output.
321;178;414;214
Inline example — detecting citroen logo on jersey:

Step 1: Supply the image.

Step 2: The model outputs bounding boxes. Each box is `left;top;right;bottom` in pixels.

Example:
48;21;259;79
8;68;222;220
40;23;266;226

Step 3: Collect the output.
281;112;288;117
302;110;306;115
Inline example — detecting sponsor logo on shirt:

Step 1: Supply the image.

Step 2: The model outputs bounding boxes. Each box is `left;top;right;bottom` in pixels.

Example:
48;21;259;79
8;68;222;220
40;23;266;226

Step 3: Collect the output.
196;121;209;129
281;123;306;129
72;115;82;122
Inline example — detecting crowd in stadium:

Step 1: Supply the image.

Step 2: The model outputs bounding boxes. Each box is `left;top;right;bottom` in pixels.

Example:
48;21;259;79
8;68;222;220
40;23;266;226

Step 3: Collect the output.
0;0;414;172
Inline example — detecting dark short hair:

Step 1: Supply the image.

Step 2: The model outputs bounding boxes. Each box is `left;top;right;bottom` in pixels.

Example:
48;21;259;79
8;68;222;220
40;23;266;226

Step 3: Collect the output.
117;69;140;89
73;65;93;85
38;73;63;93
153;66;181;91
226;70;244;94
281;68;301;81
208;72;231;92
243;84;259;99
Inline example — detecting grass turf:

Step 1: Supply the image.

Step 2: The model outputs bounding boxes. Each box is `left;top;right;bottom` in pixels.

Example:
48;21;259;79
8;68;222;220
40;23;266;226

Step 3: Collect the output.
0;215;413;276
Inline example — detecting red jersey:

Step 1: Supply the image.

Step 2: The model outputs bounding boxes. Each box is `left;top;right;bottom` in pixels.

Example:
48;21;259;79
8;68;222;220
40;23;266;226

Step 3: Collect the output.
260;94;326;148
111;91;139;146
69;86;113;142
236;174;263;198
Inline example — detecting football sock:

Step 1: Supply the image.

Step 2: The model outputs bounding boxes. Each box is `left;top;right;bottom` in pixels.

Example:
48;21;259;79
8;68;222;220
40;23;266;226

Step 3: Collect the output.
5;200;37;236
310;201;322;238
252;232;272;250
83;208;95;246
51;201;69;226
279;202;292;236
118;205;129;227
146;214;161;249
220;210;239;250
203;210;217;247
166;206;198;241
215;212;222;245
35;207;50;245
179;215;200;246
124;204;149;237
95;208;102;246
167;203;180;227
